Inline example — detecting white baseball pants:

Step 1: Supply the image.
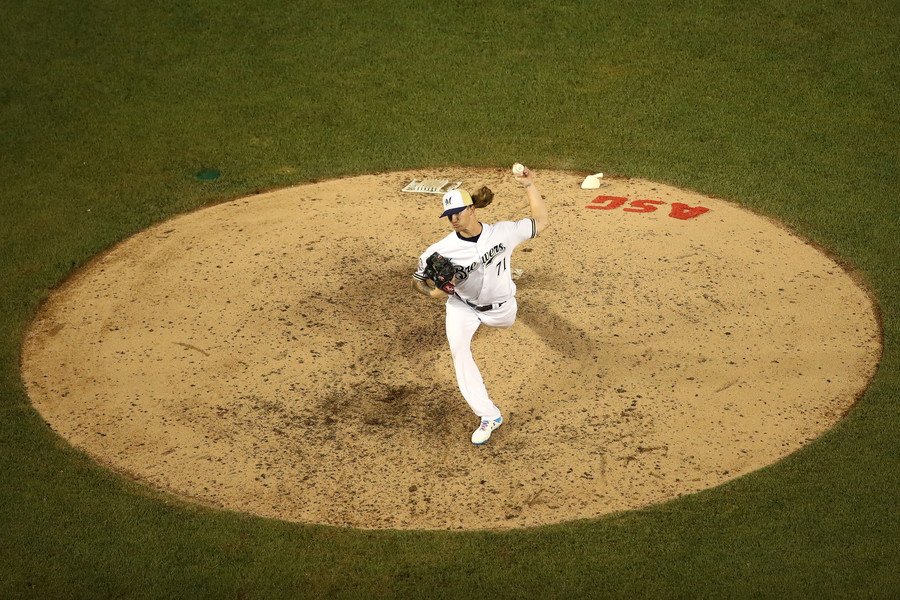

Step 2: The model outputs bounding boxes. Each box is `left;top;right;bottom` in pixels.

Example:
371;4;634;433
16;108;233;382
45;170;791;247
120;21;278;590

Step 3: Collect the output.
444;295;518;419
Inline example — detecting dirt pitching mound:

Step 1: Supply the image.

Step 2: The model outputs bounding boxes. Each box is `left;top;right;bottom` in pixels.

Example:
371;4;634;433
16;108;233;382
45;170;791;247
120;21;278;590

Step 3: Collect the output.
21;168;881;530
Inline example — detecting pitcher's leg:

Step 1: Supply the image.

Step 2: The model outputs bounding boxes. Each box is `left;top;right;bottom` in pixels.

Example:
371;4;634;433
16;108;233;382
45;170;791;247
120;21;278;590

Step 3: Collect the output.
445;300;502;419
480;297;518;328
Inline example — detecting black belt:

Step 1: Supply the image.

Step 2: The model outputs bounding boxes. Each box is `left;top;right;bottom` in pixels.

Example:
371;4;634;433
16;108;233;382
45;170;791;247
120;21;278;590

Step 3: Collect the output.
463;298;506;312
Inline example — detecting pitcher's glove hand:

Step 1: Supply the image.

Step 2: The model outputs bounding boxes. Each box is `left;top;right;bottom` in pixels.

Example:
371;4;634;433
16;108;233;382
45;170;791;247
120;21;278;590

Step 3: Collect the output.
424;252;456;294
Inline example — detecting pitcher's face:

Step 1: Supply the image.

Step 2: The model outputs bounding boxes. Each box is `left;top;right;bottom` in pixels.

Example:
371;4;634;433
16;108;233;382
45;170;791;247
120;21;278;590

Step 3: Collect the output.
448;206;475;231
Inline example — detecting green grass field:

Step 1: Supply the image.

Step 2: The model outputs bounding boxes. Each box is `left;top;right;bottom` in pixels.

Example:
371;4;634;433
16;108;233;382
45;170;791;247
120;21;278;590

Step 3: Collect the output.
2;1;898;598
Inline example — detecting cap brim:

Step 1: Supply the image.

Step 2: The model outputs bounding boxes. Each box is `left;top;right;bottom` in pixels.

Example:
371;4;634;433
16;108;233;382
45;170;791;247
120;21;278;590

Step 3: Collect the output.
439;206;468;218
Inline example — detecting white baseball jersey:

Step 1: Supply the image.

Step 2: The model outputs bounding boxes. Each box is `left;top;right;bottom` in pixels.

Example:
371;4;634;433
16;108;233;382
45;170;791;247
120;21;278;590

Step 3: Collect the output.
414;219;536;306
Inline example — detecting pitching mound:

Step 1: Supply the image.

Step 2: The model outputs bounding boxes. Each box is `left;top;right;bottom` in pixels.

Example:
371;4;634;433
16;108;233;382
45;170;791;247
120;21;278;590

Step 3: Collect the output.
21;168;881;530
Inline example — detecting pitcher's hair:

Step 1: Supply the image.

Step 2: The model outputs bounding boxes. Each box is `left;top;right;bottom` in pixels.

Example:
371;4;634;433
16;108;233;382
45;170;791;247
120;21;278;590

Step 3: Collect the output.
471;186;494;209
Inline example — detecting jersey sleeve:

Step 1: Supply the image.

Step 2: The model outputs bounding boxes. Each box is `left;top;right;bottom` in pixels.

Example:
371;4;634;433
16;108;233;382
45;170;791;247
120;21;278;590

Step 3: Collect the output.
413;249;432;281
509;218;537;247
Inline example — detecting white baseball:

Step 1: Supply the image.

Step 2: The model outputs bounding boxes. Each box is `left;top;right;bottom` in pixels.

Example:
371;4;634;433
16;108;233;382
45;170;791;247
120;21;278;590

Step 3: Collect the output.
512;163;525;176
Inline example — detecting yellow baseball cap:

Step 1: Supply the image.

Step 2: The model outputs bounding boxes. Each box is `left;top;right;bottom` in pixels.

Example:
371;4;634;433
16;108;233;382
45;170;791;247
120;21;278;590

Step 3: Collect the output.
439;189;473;218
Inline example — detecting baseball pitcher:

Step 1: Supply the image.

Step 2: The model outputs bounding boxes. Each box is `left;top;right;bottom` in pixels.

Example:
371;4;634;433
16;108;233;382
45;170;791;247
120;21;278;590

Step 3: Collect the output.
413;166;549;444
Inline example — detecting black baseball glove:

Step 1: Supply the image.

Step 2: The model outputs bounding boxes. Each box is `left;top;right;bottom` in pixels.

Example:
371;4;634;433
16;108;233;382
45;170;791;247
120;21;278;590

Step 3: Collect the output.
423;252;456;294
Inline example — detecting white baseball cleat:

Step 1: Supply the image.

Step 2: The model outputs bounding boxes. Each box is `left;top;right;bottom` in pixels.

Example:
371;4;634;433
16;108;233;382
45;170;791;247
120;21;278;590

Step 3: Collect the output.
471;416;503;445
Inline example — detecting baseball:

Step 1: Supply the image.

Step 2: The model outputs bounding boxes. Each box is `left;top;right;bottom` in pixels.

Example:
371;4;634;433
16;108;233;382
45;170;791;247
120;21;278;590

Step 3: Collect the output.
512;163;525;176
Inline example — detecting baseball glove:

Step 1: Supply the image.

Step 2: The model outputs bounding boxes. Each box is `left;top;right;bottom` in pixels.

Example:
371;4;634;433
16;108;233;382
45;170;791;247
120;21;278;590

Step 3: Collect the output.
424;252;456;294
